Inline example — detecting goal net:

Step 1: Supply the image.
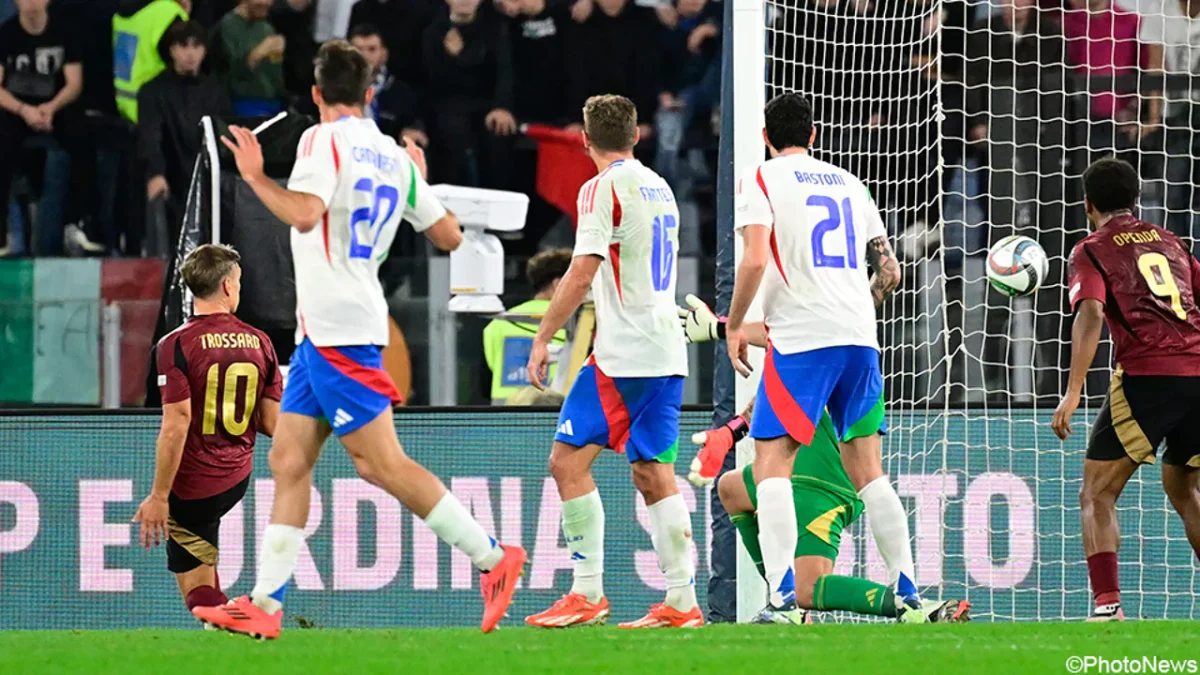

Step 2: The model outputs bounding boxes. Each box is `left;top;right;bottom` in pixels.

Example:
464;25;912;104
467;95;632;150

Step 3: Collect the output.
733;0;1200;621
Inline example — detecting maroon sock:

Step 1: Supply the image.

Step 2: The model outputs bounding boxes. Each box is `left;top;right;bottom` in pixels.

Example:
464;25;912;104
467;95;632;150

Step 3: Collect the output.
1087;552;1121;607
186;585;228;611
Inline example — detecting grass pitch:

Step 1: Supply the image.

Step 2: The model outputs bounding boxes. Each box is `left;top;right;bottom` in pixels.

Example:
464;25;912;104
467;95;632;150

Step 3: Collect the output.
1;622;1196;674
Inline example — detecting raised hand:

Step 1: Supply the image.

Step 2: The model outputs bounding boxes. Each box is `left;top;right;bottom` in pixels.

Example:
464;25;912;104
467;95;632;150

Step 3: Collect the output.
220;125;266;184
677;293;721;344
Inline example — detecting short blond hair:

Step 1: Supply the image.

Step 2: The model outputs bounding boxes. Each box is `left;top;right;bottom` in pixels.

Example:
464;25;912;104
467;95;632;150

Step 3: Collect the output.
582;95;637;152
180;244;240;299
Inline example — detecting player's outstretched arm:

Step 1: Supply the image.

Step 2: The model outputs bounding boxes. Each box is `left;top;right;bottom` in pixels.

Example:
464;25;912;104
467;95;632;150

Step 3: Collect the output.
423;211;463;252
525;254;602;390
402;141;464;252
133;400;191;549
679;294;766;347
688;397;756;486
1053;298;1104;440
221;126;327;232
866;235;901;307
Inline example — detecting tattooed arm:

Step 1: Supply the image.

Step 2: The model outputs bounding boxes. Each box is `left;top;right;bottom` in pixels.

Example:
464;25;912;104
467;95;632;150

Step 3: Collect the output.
866;235;901;306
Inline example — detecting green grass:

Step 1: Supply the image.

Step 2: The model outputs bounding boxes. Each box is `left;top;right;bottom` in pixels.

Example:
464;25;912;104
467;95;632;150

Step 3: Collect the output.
1;623;1197;674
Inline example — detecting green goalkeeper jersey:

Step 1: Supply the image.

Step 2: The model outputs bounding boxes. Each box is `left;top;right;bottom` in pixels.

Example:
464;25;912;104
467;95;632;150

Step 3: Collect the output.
792;413;860;504
741;410;865;559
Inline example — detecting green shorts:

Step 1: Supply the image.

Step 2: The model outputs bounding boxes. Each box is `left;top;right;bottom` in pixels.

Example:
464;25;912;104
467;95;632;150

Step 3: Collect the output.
742;465;864;560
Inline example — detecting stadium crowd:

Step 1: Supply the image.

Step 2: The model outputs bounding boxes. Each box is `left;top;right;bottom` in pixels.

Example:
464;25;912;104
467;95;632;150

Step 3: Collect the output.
2;0;1200;402
1;0;1197;256
0;0;723;260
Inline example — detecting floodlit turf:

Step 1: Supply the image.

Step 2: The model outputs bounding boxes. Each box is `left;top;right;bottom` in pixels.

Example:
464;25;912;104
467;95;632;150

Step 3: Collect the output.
1;622;1197;674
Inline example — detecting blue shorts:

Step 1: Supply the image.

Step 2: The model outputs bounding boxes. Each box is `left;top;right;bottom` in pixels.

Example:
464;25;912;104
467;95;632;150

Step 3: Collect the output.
751;344;887;444
281;338;401;436
554;357;684;463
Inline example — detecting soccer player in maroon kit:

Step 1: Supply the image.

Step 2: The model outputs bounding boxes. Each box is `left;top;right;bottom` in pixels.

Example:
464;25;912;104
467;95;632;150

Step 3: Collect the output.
1053;158;1200;621
133;244;282;615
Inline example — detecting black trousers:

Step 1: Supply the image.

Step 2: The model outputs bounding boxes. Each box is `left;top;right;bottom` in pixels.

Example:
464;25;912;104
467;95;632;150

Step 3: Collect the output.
0;107;94;251
427;101;515;191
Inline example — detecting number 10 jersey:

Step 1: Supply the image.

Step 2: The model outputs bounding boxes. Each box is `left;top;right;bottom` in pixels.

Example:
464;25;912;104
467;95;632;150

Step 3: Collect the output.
573;159;687;378
735;154;888;356
288;117;447;347
156;313;282;499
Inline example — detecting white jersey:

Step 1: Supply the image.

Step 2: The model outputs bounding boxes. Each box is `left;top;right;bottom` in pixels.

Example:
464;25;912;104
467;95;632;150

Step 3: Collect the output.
287;117;446;346
573;159;688;378
734;153;888;354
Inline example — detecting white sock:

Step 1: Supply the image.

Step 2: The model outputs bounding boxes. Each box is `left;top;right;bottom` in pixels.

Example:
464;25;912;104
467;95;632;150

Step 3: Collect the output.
562;490;605;602
251;523;304;614
858;475;916;592
647;493;697;612
756;477;798;608
425;492;504;571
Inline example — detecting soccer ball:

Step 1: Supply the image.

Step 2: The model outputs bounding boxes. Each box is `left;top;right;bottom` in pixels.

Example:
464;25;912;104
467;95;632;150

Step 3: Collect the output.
986;235;1049;297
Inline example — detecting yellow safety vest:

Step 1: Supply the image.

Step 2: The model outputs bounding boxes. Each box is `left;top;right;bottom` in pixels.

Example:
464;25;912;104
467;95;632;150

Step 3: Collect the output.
482;298;567;403
112;0;188;122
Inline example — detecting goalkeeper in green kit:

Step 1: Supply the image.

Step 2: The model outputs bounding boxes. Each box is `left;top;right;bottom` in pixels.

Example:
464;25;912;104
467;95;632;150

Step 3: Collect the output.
680;296;970;623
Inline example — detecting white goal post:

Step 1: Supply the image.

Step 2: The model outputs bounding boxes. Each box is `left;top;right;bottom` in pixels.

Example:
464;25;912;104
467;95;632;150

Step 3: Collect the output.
731;0;1200;622
731;0;767;624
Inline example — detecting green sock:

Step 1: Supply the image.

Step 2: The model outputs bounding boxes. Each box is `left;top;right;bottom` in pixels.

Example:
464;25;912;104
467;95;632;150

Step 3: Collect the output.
730;513;767;580
812;575;898;617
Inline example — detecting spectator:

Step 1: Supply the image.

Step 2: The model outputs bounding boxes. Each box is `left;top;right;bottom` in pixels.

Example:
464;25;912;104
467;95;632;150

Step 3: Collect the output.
497;0;569;124
1063;0;1161;167
965;0;1067;399
215;0;287;117
564;0;662;153
349;23;426;144
482;248;571;404
314;0;354;41
53;0;121;256
771;0;884;185
0;0;88;256
349;0;432;89
270;0;317;112
112;0;189;123
654;0;719;191
1137;0;1200;240
421;0;518;188
137;20;230;249
965;0;1066;239
495;0;572;256
55;0;119;115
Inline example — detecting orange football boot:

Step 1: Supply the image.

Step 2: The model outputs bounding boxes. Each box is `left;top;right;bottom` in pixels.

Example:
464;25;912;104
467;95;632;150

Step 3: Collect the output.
480;544;527;633
192;596;282;640
618;603;705;629
525;593;611;628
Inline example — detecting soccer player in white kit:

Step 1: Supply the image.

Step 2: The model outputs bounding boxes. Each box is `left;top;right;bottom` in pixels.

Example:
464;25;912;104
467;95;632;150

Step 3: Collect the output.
726;92;918;624
523;95;700;629
195;41;526;639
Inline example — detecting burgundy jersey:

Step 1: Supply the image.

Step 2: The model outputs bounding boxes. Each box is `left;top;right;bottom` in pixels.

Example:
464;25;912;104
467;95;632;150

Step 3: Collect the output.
156;313;282;500
1068;214;1200;376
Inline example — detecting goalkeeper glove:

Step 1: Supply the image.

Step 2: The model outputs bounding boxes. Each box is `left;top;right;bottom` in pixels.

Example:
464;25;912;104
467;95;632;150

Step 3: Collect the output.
677;294;726;344
687;415;749;487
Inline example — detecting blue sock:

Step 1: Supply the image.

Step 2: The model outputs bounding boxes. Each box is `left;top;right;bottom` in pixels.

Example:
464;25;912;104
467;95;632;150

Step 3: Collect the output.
896;571;919;604
774;568;796;608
